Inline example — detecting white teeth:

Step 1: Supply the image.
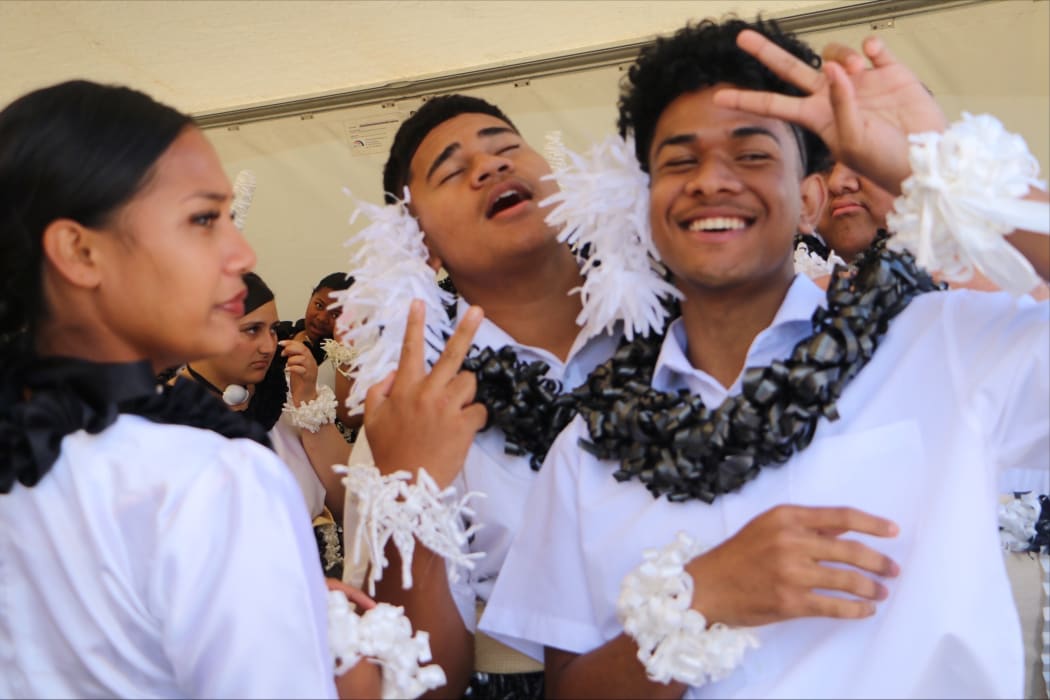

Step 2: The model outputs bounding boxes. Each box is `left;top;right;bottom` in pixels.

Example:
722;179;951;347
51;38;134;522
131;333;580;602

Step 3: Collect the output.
686;216;747;232
496;190;519;202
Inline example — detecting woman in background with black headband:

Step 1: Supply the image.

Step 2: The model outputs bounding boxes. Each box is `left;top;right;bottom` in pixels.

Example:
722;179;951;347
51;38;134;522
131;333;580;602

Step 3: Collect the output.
175;271;351;578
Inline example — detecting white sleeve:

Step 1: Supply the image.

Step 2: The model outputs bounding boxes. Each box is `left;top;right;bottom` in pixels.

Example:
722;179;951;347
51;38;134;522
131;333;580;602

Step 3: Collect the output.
150;439;336;699
448;470;480;633
480;417;605;657
946;293;1050;486
342;430;373;586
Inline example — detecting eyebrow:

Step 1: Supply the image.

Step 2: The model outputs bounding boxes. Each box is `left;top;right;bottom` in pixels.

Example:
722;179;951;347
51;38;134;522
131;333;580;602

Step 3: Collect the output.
425;125;517;182
183;191;230;203
653;125;783;158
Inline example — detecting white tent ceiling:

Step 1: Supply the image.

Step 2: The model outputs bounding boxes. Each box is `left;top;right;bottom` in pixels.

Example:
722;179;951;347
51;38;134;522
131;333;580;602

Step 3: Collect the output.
0;0;840;115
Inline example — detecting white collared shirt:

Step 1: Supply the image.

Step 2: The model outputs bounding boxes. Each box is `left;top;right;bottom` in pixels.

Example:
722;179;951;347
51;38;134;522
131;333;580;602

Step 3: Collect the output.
343;299;620;646
0;416;335;699
482;276;1049;698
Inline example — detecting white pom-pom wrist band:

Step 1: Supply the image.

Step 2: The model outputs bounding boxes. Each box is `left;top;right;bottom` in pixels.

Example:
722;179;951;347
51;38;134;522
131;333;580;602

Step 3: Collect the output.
618;531;758;687
283;384;338;433
328;591;446;698
886;113;1049;296
322;337;359;378
339;462;484;596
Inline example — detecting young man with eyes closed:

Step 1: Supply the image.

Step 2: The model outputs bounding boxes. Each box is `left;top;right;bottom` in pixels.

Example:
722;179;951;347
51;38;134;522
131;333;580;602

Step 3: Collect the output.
481;17;1049;699
349;95;622;698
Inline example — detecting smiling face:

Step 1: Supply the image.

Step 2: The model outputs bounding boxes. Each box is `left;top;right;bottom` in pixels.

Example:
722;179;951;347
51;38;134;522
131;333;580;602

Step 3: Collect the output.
817;162;897;261
405;112;560;283
91;127;256;369
647;86;823;298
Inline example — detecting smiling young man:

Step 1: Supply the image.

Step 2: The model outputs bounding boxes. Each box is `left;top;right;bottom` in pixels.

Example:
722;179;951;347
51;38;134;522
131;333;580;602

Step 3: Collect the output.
481;17;1050;698
351;95;622;698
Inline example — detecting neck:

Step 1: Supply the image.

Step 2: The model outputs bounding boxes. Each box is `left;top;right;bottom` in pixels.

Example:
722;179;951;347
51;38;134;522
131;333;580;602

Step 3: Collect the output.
453;243;583;361
181;363;254;410
678;269;795;389
35;312;165;373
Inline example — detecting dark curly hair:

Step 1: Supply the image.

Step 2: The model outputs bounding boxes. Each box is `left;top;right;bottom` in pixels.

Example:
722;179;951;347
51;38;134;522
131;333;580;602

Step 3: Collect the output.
618;16;827;176
381;94;517;204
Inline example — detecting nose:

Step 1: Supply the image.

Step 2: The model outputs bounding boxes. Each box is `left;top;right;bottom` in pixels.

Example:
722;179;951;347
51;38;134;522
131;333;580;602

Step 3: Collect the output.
225;216;256;275
826;163;860;196
683;156;742;197
259;327;278;357
470;152;512;187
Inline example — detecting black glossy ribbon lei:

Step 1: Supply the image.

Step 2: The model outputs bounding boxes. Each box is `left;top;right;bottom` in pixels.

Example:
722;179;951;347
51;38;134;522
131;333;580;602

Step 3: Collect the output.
572;243;943;503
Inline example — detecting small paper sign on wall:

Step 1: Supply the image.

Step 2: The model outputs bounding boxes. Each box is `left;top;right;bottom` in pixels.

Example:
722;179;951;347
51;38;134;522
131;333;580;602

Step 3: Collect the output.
345;114;404;156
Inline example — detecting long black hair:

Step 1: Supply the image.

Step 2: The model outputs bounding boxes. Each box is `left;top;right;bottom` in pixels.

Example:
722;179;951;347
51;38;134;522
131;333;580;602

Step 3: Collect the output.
0;80;192;346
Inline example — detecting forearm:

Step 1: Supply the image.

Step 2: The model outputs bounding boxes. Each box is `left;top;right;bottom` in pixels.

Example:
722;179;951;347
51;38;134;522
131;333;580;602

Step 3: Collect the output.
334;373;363;430
300;425;351;522
545;636;685;699
1006;187;1050;282
373;542;474;698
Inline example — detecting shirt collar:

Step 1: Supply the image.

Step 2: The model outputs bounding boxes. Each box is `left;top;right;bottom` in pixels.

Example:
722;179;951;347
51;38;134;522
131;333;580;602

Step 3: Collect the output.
454;296;615;372
653;274;826;394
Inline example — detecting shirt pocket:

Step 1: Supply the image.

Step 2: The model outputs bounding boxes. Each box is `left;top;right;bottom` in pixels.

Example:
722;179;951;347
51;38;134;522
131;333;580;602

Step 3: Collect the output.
787;420;927;564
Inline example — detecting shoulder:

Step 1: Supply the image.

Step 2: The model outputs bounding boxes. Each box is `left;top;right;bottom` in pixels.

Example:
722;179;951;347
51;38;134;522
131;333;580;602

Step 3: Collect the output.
63;415;294;493
897;288;1048;337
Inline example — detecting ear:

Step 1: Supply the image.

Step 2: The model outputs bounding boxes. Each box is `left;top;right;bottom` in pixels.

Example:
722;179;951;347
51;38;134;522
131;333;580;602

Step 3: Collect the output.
797;172;827;235
40;219;105;289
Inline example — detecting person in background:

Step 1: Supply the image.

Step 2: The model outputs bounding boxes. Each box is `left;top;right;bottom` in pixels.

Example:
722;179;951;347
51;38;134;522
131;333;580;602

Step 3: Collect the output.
278;272;363;437
175;271;351;577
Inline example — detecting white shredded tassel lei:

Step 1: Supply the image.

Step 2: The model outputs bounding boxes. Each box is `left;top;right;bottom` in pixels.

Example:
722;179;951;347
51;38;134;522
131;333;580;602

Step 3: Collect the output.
542;134;683;342
340;463;485;597
329;189;454;417
230;169;256;232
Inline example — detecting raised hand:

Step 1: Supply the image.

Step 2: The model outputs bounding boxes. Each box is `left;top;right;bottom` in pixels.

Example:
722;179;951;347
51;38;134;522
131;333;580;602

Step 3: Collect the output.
687;504;900;626
714;29;947;195
365;300;487;488
281;338;320;405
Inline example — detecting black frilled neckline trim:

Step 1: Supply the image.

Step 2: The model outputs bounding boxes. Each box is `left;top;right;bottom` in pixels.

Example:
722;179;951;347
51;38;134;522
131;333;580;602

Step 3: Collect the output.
1;351;269;494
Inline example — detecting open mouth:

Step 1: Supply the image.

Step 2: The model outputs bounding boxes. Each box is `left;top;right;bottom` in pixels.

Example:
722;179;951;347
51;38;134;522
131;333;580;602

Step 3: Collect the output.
486;184;533;218
682;215;752;233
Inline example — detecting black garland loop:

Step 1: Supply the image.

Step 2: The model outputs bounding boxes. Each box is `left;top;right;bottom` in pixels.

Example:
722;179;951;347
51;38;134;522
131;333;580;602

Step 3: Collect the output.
1031;494;1050;554
462;346;579;471
455;237;941;485
571;243;944;503
1;349;270;494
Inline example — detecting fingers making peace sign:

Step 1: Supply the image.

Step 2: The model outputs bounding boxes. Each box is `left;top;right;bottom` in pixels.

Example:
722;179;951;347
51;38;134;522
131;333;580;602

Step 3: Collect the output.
364;299;488;489
714;29;948;195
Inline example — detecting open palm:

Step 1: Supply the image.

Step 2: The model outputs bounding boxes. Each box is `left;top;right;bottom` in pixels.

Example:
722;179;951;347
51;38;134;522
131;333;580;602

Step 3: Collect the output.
714;29;947;194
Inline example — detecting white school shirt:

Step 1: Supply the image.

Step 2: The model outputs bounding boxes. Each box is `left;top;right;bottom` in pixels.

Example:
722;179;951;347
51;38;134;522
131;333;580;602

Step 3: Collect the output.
483;276;1050;699
343;299;620;643
270;412;327;519
0;416;336;699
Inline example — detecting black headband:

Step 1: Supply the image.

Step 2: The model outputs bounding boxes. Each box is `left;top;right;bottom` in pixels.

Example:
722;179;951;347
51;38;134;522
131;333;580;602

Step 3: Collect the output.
243;272;274;315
